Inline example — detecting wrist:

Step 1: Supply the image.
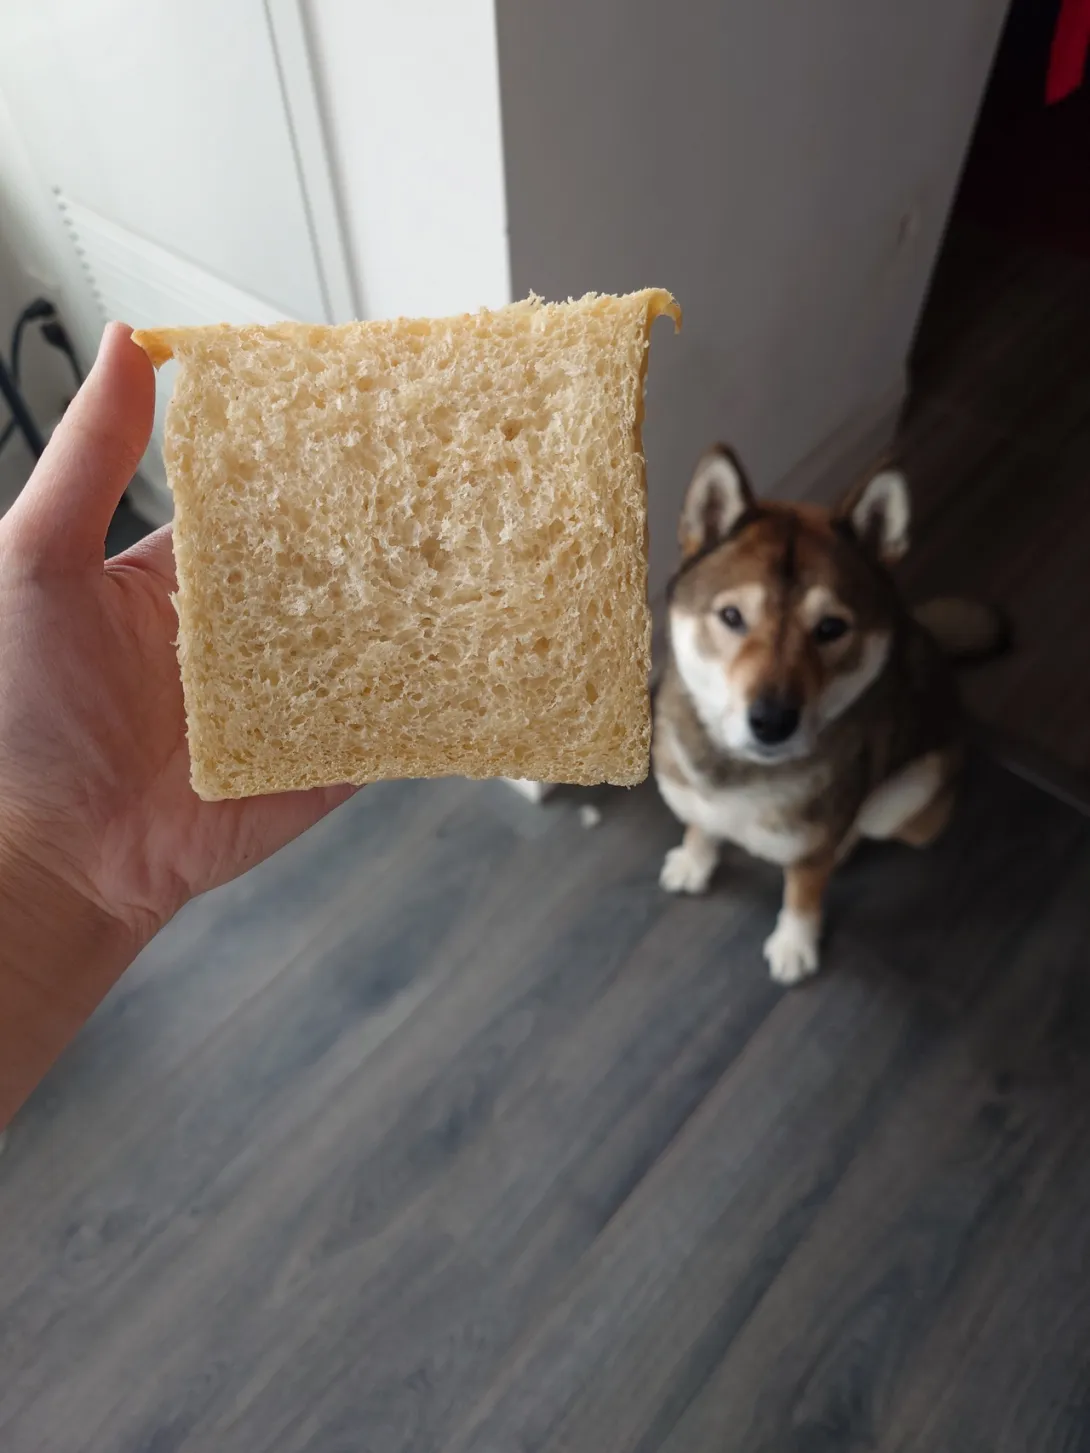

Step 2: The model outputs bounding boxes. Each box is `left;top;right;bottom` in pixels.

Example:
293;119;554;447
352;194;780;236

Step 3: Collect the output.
0;834;146;1127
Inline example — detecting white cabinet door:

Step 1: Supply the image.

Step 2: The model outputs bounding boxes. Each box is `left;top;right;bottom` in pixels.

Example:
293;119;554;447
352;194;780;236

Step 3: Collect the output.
0;0;353;517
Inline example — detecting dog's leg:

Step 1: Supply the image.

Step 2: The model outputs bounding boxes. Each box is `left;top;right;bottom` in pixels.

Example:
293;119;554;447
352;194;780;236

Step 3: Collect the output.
895;783;956;847
855;749;957;846
764;854;832;985
660;824;719;895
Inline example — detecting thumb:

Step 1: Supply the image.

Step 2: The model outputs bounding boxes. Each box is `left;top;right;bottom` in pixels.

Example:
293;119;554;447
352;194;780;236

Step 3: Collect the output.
6;322;156;572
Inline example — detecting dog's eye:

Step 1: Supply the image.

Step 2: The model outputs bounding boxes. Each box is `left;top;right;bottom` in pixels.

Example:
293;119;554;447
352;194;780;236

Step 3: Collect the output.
814;615;849;644
719;605;746;633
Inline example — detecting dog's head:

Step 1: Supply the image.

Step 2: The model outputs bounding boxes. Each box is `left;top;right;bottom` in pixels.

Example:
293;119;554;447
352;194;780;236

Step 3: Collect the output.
666;445;910;763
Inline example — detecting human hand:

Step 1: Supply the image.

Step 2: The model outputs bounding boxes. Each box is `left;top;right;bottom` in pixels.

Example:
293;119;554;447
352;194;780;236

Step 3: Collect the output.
0;322;355;950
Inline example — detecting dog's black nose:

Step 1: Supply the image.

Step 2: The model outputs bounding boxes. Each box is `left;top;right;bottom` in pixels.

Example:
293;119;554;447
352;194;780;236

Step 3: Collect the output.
748;695;801;746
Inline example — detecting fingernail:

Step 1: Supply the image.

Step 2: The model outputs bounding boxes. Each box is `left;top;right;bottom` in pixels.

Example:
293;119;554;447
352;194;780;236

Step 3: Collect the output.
95;321;133;366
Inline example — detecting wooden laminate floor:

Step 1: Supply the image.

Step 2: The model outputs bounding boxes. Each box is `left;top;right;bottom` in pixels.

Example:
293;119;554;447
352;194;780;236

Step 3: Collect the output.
3;759;1090;1452
898;219;1090;803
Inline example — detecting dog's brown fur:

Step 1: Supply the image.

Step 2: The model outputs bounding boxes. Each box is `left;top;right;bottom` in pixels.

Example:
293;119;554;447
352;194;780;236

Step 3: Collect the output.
653;445;999;984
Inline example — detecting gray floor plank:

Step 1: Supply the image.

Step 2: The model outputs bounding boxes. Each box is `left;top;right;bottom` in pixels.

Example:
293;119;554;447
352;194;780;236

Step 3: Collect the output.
2;756;1089;1453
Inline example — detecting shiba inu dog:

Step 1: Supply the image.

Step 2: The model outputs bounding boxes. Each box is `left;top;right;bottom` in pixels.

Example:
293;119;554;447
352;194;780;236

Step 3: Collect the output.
653;445;1005;985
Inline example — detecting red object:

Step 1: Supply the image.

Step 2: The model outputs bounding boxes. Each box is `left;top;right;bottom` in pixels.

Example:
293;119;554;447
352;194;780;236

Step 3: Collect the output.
1047;0;1090;103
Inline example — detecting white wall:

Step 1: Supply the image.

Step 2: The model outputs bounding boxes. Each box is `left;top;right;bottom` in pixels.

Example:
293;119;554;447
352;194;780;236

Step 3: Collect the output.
0;87;82;402
496;0;1010;599
306;0;511;318
0;0;1007;572
0;1;512;348
0;88;83;511
0;1;512;520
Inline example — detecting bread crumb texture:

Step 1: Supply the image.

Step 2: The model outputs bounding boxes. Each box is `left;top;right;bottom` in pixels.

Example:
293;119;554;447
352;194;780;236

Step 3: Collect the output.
134;290;678;800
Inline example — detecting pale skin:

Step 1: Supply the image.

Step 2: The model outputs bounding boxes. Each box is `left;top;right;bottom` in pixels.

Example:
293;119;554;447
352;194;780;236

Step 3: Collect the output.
0;324;355;1128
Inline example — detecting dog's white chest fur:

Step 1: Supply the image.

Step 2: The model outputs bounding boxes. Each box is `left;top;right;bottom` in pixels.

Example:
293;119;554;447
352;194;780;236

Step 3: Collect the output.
656;761;827;866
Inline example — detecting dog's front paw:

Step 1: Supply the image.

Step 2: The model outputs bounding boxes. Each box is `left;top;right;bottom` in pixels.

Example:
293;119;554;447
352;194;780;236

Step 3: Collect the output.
660;842;716;895
764;909;821;985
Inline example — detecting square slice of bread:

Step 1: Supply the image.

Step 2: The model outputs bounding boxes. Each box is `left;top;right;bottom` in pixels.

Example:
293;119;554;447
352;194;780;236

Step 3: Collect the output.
133;290;679;800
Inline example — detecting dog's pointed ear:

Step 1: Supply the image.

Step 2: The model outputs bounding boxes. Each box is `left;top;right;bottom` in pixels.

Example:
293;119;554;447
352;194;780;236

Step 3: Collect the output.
679;446;755;558
840;468;911;563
